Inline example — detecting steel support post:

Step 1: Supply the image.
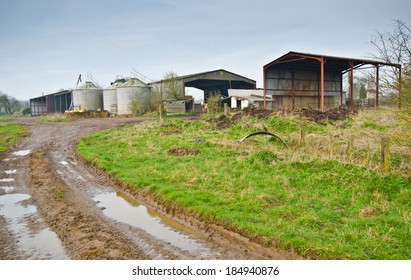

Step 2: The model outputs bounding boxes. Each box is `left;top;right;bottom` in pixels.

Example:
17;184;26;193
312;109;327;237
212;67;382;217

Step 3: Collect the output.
399;65;402;109
263;68;267;109
320;57;325;112
349;61;354;110
292;71;295;110
375;64;379;110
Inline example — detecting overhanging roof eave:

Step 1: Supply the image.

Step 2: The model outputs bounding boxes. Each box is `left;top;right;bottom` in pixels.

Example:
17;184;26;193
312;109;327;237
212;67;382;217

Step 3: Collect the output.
264;51;401;72
150;69;256;86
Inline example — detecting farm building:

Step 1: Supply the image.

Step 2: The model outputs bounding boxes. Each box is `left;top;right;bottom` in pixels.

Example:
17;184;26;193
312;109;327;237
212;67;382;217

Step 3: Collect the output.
263;51;401;111
30;90;72;116
151;69;256;101
228;89;265;109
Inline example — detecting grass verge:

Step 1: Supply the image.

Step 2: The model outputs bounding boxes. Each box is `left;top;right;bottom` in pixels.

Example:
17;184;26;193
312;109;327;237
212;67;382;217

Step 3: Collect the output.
77;110;411;259
0;119;28;152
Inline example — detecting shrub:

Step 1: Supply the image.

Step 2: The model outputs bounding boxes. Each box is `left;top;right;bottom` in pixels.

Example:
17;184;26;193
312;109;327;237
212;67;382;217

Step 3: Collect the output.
207;91;223;115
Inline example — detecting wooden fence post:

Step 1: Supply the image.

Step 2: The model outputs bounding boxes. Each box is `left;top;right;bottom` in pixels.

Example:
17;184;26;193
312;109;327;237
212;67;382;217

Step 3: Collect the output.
346;135;354;160
365;143;370;166
329;134;333;158
300;127;306;147
381;137;390;172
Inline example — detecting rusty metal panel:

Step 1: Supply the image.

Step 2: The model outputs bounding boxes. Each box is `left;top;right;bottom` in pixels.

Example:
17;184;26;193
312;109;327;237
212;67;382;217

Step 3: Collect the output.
265;68;292;96
266;68;342;97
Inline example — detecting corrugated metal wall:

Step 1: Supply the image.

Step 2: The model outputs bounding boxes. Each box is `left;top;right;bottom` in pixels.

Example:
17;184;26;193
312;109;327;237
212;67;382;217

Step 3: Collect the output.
265;68;341;97
30;90;72;116
264;67;342;109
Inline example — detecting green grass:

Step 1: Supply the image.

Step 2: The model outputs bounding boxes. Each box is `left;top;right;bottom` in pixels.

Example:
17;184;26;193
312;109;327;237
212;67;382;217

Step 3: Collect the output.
0;121;28;152
361;122;387;131
77;114;411;259
0;115;15;121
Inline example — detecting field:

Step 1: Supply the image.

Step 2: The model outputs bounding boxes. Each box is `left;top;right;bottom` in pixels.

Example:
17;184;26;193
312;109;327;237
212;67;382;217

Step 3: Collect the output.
77;107;410;259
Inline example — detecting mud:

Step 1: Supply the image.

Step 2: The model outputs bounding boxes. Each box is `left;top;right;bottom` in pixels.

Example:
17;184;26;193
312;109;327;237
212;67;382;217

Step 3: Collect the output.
0;117;301;260
168;147;200;156
295;107;355;123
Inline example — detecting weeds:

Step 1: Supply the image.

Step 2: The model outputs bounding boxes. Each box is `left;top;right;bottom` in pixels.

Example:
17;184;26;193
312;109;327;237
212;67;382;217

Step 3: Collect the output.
52;187;65;200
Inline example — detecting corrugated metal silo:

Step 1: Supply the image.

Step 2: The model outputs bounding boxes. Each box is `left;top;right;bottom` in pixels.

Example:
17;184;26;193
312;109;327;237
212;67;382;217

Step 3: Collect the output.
73;81;103;111
116;78;151;115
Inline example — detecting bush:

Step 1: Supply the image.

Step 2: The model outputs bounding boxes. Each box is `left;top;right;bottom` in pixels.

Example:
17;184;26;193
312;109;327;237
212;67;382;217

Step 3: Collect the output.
207;91;223;114
129;94;152;116
22;108;31;115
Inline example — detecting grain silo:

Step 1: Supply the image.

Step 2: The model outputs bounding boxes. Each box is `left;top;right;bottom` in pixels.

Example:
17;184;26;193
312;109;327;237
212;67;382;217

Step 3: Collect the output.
73;81;103;111
116;78;151;115
103;79;125;114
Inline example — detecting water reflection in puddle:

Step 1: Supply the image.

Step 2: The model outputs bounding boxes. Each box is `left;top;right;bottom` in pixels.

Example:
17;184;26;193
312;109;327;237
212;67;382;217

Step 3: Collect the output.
5;170;18;175
1;186;14;193
0;193;69;259
94;192;212;256
12;150;31;156
0;178;15;183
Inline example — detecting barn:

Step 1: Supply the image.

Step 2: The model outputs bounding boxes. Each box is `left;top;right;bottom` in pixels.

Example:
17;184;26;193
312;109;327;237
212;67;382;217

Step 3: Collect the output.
30;90;72;116
263;51;401;111
150;69;256;101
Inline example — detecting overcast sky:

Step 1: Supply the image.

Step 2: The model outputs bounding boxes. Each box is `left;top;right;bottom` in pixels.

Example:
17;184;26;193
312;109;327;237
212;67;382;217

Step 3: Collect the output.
1;0;410;100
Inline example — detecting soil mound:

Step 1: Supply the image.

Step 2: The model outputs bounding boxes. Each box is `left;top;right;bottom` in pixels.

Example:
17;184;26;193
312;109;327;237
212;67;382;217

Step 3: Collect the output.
296;107;355;123
168;147;200;156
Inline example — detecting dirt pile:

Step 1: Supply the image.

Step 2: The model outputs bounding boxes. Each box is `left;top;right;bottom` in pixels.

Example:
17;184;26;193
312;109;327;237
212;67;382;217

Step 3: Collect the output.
206;114;233;129
65;111;110;119
296;108;355;123
168;147;200;156
241;107;273;118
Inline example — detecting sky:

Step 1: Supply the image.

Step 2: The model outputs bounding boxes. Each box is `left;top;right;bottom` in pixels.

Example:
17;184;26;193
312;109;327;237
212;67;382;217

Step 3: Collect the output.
0;0;410;101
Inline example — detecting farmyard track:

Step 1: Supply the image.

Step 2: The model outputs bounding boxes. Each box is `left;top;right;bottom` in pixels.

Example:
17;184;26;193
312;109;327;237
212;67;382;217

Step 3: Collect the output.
0;117;299;260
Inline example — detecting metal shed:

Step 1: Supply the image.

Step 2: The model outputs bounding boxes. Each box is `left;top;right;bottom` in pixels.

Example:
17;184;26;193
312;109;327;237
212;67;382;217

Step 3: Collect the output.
263;51;401;111
30;90;72;116
151;69;256;101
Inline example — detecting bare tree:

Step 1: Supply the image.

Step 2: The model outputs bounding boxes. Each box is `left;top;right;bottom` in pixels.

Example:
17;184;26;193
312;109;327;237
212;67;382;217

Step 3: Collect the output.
370;19;411;121
162;71;182;100
0;92;18;114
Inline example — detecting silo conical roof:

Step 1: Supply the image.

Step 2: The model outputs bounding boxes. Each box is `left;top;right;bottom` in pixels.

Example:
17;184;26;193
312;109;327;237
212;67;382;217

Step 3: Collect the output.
119;78;148;87
77;81;102;90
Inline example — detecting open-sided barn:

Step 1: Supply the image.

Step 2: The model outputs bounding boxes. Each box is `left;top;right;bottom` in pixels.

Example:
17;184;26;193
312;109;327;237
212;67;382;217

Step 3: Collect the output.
30;90;72;116
263;51;401;111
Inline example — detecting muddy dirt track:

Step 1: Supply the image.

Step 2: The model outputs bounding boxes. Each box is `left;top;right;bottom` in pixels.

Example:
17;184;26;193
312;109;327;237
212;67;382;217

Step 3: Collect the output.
0;117;300;260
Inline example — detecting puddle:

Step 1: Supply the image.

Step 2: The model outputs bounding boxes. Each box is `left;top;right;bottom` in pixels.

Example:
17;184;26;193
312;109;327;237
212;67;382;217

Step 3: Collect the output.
60;161;69;165
0;193;69;259
1;187;14;193
0;178;15;183
94;192;212;256
12;150;31;156
5;170;18;175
